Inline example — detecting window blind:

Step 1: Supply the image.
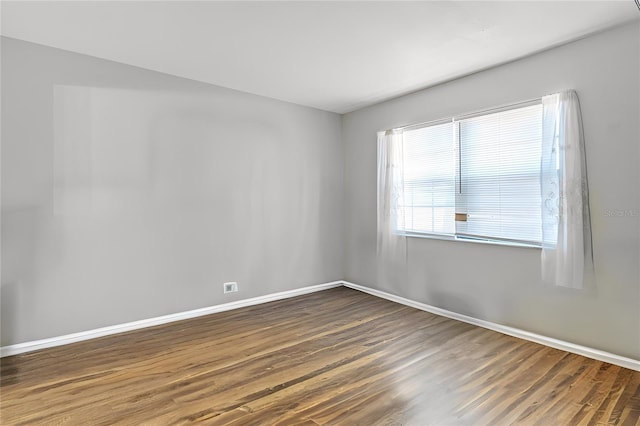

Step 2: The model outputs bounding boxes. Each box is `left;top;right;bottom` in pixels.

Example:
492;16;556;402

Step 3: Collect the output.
457;104;542;244
396;101;543;246
401;121;455;235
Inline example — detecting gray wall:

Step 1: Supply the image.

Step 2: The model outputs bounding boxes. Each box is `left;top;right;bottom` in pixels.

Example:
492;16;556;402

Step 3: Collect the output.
1;37;344;346
343;22;640;359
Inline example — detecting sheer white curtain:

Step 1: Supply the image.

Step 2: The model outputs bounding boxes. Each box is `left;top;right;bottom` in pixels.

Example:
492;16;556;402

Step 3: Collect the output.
541;90;594;289
377;130;407;282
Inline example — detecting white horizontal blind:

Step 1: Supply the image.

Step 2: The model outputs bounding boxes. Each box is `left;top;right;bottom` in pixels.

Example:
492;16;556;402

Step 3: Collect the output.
457;104;543;244
392;102;543;246
401;122;455;235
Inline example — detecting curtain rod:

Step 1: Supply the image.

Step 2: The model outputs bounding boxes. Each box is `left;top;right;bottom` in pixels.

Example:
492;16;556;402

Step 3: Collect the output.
388;94;547;133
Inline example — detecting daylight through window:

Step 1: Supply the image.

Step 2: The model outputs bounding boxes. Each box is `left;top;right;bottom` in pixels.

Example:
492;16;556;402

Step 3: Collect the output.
398;101;543;246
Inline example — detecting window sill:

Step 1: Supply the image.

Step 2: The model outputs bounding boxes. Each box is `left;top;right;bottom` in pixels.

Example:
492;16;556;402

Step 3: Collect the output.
400;232;542;249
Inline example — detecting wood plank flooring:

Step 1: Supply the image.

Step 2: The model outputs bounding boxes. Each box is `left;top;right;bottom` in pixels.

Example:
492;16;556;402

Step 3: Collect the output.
1;287;639;425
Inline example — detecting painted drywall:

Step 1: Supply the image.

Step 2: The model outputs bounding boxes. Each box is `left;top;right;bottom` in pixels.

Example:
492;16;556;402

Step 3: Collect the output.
1;37;344;346
343;22;640;359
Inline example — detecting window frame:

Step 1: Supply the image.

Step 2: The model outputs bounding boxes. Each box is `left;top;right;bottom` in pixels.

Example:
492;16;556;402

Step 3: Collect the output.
391;98;544;249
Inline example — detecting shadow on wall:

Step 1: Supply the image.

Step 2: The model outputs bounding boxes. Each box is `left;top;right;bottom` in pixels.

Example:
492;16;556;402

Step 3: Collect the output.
1;205;40;346
1;282;20;346
426;290;486;321
1;83;329;344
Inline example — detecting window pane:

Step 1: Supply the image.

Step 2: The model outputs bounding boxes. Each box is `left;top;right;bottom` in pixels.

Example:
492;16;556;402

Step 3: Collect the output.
458;104;542;243
401;122;455;235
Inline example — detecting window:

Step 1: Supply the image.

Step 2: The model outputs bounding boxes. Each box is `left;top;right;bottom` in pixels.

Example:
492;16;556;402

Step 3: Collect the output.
397;101;543;246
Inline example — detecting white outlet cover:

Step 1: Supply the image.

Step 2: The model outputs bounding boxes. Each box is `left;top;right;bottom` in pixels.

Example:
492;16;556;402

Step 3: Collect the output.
223;282;238;293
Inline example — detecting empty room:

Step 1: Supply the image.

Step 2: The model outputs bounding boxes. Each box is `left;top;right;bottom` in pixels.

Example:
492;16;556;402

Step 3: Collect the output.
1;1;639;424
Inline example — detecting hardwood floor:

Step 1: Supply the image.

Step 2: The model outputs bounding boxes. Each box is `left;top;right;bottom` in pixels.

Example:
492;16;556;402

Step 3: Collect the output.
1;287;639;425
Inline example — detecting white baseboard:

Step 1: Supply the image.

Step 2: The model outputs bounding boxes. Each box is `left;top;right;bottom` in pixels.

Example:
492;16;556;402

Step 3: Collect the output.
4;279;639;372
0;281;343;358
342;281;640;372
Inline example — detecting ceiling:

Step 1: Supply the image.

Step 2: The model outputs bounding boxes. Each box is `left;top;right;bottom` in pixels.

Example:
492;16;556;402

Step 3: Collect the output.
1;1;638;114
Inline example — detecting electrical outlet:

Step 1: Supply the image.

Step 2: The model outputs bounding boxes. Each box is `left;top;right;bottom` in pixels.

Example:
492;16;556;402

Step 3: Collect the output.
223;282;238;293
